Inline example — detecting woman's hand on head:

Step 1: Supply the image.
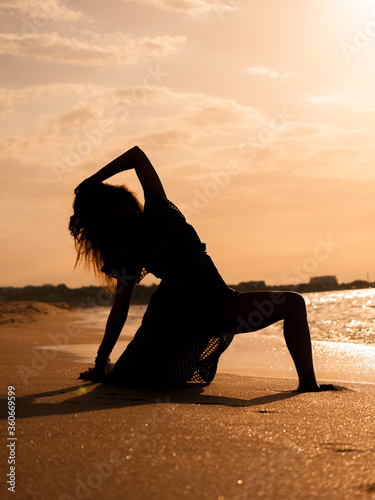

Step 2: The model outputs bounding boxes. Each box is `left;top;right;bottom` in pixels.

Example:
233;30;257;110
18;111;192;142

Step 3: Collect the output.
74;146;166;198
74;177;100;195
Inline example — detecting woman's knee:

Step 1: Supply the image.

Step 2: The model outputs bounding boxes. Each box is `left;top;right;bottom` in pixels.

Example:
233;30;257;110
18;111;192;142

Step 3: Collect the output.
284;291;307;315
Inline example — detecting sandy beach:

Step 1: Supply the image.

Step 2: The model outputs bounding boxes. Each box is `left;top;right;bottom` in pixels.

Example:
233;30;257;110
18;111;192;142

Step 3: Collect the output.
1;301;375;500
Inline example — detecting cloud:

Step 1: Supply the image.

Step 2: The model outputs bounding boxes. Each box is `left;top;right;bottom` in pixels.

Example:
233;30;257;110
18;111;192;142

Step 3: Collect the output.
131;129;192;151
304;93;374;111
283;124;322;137
0;0;84;21
123;0;235;14
0;82;266;189
0;31;186;66
4;79;373;198
300;92;375;131
284;122;341;139
291;146;372;181
245;66;291;79
44;85;260;136
0;83;101;118
183;97;261;135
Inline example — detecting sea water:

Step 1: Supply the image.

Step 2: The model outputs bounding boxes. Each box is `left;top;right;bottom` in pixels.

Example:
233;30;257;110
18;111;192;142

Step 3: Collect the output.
38;288;375;384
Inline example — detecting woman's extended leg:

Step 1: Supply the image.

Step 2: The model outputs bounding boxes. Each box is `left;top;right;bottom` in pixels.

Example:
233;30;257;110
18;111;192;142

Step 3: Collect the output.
220;291;320;391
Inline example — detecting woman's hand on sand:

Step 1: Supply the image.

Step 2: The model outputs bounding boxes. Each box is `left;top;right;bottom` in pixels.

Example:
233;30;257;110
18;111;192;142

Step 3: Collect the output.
78;358;110;382
78;366;106;382
78;367;96;381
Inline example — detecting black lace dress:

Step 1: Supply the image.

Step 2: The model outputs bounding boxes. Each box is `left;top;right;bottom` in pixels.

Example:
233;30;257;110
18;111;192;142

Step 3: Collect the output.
101;194;238;387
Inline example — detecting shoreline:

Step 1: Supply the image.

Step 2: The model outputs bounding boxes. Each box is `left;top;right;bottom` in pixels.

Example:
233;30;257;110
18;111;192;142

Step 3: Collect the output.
35;336;375;386
1;302;375;499
30;301;375;386
1;282;375;309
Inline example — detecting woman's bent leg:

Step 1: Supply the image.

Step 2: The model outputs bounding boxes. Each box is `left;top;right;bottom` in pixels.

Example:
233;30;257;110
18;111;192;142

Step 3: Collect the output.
220;291;319;391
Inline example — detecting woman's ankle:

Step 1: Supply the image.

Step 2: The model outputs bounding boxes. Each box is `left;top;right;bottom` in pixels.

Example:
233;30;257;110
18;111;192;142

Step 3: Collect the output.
295;382;320;392
296;375;319;392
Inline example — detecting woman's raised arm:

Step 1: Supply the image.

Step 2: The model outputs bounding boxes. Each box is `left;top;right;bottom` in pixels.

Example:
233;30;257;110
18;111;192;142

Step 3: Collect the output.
75;146;166;197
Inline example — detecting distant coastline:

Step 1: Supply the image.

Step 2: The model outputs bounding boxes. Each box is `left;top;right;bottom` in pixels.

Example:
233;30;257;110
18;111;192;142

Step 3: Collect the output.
0;277;374;308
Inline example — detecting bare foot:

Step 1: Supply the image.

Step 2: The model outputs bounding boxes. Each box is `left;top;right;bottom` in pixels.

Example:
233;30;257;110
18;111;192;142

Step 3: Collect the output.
295;383;347;393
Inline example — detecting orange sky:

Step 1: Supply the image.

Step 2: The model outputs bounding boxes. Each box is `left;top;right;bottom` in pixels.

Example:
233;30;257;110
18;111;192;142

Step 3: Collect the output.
1;0;375;288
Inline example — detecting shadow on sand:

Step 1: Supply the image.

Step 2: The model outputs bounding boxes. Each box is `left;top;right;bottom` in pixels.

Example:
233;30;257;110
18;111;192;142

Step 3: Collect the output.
1;380;300;420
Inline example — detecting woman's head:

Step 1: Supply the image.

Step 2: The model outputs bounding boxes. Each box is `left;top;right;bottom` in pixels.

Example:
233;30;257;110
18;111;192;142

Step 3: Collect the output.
69;182;143;283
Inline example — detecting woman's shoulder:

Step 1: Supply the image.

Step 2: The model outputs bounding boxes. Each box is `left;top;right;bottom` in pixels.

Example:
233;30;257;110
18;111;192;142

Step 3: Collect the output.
144;192;185;219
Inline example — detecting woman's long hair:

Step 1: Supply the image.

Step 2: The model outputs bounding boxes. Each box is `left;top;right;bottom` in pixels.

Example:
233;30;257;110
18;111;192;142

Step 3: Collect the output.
68;182;143;290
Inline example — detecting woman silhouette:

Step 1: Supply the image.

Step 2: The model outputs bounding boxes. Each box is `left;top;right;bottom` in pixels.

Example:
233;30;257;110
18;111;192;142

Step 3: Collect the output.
69;146;334;392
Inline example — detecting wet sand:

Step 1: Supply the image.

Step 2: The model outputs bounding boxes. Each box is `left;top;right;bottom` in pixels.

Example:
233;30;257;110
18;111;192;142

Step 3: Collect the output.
1;301;375;499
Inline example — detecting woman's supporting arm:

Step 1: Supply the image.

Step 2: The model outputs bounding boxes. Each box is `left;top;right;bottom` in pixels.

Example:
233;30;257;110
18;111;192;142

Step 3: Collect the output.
96;276;137;360
77;146;166;197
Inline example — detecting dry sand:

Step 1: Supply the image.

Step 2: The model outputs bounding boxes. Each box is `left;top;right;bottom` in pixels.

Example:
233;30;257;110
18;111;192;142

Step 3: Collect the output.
1;301;375;500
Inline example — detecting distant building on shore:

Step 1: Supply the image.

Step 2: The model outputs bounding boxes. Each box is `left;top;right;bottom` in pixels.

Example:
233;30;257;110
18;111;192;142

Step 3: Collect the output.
235;281;266;291
308;276;338;289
